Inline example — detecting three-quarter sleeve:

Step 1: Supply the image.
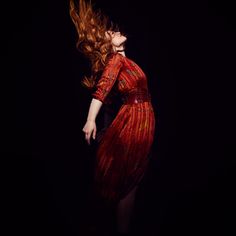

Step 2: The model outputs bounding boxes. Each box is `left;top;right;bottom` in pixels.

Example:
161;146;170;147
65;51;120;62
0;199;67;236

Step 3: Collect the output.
92;53;123;103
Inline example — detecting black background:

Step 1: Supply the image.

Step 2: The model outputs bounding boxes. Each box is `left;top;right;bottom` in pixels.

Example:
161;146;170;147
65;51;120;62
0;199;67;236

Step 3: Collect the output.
6;0;236;235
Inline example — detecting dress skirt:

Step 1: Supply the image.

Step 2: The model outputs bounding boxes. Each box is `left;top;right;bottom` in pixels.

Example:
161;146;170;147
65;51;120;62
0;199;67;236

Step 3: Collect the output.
94;101;155;204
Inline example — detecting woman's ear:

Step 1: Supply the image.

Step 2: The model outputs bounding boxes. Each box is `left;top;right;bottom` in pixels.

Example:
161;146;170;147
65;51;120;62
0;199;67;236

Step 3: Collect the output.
105;31;110;39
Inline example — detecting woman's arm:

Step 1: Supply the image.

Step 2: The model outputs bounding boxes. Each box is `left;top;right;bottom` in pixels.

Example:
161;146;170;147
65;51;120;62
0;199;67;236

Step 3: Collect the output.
82;53;123;145
82;98;103;145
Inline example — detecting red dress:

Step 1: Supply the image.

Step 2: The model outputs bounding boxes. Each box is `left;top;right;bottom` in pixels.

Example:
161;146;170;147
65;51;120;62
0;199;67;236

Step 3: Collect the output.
92;52;156;204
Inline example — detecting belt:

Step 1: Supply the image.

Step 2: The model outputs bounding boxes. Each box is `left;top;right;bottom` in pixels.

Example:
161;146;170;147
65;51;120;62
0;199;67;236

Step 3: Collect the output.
121;88;151;104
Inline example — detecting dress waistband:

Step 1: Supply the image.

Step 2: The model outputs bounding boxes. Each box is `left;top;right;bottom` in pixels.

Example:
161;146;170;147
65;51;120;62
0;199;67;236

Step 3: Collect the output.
121;89;151;104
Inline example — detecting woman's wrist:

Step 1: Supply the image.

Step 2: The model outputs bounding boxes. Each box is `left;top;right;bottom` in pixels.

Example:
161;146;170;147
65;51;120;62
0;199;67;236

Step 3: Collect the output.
87;119;95;122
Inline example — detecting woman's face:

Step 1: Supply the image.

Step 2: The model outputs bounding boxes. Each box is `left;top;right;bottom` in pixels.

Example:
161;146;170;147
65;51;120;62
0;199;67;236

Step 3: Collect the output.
105;30;127;47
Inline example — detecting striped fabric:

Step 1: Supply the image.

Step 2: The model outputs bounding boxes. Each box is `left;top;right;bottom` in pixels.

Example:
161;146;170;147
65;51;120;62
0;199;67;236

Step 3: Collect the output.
92;53;156;204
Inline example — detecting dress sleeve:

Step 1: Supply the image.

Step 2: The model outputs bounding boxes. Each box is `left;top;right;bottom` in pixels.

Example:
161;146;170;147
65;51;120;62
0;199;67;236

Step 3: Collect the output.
92;53;123;103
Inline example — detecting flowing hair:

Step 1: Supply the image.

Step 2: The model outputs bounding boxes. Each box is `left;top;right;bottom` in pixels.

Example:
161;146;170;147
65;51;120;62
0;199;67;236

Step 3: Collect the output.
69;0;117;89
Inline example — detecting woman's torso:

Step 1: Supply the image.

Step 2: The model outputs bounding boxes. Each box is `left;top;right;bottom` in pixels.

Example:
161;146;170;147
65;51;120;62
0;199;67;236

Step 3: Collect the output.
115;56;149;95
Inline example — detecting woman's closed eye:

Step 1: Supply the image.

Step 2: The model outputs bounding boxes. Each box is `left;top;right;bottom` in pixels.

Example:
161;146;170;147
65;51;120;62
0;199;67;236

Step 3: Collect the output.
108;31;115;36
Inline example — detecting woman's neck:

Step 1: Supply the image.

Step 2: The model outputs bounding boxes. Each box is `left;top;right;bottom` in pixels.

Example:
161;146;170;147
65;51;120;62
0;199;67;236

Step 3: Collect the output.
117;50;126;57
113;45;126;57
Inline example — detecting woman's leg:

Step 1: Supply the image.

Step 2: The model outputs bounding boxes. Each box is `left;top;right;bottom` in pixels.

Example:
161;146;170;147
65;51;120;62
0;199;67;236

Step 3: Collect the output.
116;186;138;234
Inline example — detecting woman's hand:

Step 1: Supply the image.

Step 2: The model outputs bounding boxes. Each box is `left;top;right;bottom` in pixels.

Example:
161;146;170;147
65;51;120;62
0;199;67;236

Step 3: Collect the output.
82;98;102;145
82;120;97;145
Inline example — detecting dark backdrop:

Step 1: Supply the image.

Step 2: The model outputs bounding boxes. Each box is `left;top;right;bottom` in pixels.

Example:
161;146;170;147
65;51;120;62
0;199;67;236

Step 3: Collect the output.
7;0;236;235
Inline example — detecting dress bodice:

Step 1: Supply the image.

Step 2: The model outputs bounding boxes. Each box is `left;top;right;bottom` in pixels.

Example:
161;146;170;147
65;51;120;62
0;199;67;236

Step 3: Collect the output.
92;53;150;105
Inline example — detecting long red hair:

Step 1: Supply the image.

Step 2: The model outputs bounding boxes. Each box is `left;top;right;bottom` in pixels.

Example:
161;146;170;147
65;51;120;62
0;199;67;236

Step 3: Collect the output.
69;0;116;89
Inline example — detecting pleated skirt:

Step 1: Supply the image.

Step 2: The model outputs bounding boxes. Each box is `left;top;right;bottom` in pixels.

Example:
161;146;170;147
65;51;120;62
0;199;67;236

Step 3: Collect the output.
94;101;156;204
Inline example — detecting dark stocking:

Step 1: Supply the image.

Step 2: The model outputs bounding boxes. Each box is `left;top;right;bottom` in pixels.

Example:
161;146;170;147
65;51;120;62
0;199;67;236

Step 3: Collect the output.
116;186;138;234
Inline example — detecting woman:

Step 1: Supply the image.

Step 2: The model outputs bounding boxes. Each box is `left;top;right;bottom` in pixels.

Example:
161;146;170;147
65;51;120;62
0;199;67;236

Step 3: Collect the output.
69;0;156;234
